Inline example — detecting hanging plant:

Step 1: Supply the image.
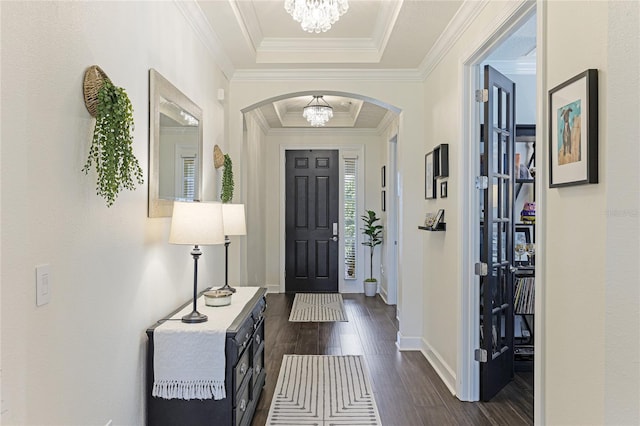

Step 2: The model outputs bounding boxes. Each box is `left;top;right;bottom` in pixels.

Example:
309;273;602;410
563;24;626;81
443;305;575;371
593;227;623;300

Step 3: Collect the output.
221;154;234;203
82;78;144;207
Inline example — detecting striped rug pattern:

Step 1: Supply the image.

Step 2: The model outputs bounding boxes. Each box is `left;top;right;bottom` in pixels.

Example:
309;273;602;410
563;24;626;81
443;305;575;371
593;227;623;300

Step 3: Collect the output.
266;355;381;426
288;293;348;322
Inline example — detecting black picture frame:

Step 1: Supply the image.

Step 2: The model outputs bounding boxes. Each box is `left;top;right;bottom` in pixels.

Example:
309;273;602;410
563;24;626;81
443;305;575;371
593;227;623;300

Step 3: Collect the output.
425;151;436;199
381;165;386;188
440;181;448;198
381;190;386;212
434;144;449;177
548;69;598;187
515;226;531;244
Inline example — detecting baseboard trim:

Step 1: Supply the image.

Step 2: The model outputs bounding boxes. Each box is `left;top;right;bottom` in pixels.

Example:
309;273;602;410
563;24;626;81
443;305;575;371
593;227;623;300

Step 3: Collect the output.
379;286;389;304
396;332;422;351
265;284;281;293
421;339;457;396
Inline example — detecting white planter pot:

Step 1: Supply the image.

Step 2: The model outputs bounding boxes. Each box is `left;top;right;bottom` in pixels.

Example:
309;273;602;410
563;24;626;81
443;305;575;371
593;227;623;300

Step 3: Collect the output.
364;280;377;297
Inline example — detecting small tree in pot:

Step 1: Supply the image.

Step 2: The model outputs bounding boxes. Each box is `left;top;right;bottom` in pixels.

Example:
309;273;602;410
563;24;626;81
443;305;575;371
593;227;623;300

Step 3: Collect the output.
361;210;383;296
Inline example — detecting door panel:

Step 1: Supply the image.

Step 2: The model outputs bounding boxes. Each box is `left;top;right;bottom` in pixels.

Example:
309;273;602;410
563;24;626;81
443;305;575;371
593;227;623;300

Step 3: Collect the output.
285;150;339;293
480;65;516;401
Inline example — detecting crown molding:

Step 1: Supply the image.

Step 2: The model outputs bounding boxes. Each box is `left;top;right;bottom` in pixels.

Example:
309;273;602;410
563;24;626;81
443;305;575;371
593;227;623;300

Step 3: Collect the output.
268;127;382;137
246;108;271;134
418;0;490;80
174;0;235;79
232;68;424;82
376;110;398;136
229;0;259;55
371;0;404;56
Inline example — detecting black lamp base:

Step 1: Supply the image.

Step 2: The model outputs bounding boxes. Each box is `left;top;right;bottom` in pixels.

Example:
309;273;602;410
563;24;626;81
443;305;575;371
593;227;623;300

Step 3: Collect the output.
217;283;237;293
182;310;208;323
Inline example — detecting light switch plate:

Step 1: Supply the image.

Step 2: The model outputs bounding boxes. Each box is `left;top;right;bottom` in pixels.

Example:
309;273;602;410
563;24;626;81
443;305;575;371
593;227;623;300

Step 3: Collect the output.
36;264;51;306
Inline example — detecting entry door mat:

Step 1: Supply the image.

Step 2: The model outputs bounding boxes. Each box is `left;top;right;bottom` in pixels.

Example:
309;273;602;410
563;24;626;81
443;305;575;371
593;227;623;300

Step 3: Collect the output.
288;293;348;322
266;355;382;426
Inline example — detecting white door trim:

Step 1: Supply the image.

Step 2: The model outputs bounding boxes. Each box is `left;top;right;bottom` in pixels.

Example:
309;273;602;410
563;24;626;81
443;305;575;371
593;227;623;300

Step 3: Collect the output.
456;0;541;405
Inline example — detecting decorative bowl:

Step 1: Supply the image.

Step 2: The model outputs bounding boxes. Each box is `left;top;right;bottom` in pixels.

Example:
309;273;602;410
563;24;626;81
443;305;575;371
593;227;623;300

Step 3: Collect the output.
204;289;233;307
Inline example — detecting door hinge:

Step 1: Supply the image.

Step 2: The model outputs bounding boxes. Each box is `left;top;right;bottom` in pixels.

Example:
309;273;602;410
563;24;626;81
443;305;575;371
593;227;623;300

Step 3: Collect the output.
475;89;488;103
474;262;488;276
475;176;488;190
475;348;488;363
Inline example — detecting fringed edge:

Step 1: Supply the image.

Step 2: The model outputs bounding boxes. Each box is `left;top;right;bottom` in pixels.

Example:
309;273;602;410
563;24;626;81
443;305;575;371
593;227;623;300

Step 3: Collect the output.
152;379;226;401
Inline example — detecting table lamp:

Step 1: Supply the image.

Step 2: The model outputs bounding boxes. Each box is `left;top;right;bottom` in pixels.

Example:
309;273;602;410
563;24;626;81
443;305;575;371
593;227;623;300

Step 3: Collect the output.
169;201;225;323
218;204;247;293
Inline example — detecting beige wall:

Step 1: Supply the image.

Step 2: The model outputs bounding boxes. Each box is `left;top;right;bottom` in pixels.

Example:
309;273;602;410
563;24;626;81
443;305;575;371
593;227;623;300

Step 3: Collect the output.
1;2;229;424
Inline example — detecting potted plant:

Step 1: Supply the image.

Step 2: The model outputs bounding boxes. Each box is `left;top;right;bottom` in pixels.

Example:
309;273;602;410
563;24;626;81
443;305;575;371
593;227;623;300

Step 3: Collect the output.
361;210;383;296
82;78;143;207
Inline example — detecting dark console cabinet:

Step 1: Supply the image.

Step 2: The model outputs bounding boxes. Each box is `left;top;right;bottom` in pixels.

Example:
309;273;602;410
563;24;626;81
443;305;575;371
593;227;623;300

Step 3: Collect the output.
146;287;267;426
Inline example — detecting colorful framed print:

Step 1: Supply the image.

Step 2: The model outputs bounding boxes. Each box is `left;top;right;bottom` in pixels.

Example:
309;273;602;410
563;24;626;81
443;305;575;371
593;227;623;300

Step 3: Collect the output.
548;69;598;187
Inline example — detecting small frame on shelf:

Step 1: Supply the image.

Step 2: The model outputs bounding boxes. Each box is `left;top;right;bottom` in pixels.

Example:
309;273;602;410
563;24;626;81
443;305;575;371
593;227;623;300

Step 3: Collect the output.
419;209;446;231
434;144;449;177
548;69;598;187
425;151;436;199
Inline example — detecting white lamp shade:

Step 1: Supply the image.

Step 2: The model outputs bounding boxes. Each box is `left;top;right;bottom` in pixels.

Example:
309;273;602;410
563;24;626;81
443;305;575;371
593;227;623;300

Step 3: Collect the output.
169;201;225;245
222;204;247;236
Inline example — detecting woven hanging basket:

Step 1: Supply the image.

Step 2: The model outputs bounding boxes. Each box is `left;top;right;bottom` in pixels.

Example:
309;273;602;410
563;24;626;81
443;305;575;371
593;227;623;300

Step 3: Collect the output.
83;65;111;117
213;145;224;169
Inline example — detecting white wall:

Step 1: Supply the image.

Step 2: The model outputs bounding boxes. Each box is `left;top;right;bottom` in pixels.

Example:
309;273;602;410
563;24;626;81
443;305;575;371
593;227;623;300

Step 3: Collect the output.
262;129;384;293
1;2;229;424
543;2;608;423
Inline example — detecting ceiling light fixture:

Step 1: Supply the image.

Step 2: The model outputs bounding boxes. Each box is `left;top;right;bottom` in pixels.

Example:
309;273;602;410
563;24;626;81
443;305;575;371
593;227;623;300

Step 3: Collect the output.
284;0;349;33
303;96;333;127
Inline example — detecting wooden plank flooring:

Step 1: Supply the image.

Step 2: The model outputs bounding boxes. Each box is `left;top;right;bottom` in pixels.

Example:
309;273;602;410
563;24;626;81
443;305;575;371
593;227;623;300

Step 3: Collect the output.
251;293;533;426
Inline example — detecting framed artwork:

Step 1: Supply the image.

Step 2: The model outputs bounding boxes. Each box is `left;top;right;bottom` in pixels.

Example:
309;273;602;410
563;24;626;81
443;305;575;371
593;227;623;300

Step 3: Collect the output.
515;226;531;244
433;208;445;226
440;181;448;198
434;144;449;177
381;190;386;212
425;151;436;199
548;69;598;187
381;165;386;188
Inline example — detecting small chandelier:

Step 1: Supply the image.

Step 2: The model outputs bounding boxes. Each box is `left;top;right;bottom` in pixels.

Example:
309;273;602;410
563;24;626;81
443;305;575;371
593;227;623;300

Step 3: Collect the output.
284;0;349;33
303;96;334;127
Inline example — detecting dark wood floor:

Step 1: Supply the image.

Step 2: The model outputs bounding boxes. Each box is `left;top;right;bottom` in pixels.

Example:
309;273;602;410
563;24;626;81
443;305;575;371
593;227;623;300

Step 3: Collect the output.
251;293;533;426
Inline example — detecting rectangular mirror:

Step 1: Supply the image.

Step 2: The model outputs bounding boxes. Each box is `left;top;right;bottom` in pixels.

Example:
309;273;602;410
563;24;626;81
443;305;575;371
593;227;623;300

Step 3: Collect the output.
148;69;203;217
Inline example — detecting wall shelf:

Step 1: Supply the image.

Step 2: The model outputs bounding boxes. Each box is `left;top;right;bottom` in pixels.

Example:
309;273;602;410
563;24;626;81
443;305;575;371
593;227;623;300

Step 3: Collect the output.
418;223;446;232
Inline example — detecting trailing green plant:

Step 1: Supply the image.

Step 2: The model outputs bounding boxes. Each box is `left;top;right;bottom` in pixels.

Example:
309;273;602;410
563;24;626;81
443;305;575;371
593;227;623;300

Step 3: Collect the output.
221;154;234;203
82;80;143;207
361;210;383;281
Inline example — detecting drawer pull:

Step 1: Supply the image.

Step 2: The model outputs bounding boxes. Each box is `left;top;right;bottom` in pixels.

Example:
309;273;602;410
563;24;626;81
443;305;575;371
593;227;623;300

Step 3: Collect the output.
239;362;247;375
241;332;250;348
239;398;247;412
255;334;261;345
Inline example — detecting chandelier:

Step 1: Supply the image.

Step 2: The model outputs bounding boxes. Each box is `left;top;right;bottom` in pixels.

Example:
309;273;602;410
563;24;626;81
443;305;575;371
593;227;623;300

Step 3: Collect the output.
303;96;333;127
284;0;349;33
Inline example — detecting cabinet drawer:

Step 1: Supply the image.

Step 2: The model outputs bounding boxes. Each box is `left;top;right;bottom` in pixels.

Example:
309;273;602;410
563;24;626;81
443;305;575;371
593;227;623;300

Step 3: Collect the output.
234;347;251;394
234;373;252;426
252;321;264;358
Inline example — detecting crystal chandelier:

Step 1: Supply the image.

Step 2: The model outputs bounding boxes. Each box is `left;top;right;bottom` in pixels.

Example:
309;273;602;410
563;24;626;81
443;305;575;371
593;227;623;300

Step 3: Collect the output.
284;0;349;33
303;96;333;127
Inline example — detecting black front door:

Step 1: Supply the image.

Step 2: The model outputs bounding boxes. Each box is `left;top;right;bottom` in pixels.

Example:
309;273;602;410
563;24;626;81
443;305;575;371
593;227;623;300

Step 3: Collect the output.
285;150;339;293
479;65;516;401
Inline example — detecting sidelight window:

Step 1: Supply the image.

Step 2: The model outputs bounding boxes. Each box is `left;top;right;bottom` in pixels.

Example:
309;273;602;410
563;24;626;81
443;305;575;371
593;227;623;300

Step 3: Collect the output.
343;157;357;280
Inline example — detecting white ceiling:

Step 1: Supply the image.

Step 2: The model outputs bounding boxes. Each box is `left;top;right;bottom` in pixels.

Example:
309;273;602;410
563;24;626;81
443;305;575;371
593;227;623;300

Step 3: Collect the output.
189;0;534;129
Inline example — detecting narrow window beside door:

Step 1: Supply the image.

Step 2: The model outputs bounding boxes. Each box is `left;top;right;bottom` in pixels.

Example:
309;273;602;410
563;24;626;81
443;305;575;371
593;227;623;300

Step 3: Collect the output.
344;157;357;280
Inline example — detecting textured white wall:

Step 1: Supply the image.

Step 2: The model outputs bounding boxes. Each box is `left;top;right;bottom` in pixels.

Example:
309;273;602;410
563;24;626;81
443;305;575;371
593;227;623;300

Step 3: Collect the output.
543;1;608;423
1;2;228;424
604;2;640;424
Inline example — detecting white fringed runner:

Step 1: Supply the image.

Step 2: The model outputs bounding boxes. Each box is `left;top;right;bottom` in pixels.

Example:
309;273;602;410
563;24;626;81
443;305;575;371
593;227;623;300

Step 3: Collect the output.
152;286;260;400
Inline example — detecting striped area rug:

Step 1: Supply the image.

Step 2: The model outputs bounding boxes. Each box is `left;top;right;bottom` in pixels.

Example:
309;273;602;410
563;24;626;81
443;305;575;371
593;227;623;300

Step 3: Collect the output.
266;355;381;426
288;293;347;322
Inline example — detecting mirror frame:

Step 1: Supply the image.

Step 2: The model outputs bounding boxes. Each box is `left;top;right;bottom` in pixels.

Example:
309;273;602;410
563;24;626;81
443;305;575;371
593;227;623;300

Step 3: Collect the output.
148;69;203;217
